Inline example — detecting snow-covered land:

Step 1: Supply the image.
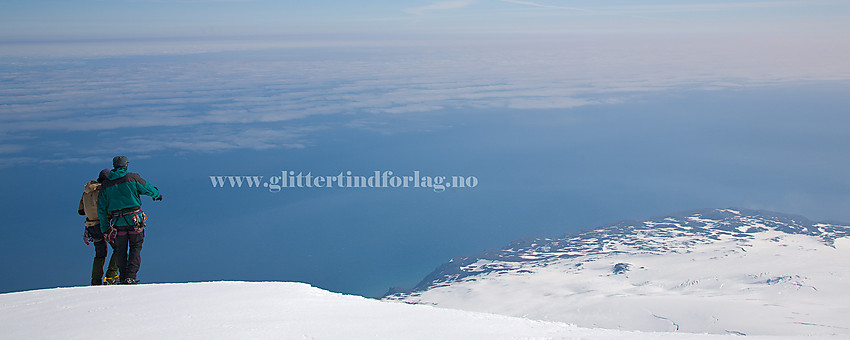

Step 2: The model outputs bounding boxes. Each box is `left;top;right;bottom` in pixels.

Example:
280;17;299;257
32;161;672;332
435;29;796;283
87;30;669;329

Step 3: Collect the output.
0;281;794;340
385;209;850;337
3;209;848;339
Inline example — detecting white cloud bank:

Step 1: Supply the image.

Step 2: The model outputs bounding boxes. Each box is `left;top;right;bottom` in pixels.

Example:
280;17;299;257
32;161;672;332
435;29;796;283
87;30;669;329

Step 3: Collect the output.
0;34;848;166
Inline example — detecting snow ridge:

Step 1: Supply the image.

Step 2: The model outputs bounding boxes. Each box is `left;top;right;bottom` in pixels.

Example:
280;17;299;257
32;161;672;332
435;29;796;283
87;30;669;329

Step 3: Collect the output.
0;281;761;340
385;208;850;336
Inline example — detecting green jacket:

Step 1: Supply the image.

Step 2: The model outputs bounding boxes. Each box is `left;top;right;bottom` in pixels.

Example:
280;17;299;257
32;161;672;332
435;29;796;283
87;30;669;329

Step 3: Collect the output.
97;167;161;232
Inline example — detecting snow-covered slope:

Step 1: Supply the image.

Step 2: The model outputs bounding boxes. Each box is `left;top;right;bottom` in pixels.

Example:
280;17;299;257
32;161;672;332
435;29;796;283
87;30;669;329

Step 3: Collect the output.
385;208;850;336
0;281;781;340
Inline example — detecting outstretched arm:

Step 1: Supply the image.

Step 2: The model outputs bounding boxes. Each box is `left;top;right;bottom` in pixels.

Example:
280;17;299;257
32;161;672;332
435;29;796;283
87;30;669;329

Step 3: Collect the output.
138;179;161;200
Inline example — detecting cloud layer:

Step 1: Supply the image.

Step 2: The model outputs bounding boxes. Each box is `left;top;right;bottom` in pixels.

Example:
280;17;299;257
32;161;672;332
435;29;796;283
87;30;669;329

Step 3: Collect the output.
404;1;476;15
1;34;848;167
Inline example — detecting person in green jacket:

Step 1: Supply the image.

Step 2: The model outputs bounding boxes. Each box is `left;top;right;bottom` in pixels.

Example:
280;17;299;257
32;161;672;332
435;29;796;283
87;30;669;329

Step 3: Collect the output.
79;169;120;285
97;156;162;284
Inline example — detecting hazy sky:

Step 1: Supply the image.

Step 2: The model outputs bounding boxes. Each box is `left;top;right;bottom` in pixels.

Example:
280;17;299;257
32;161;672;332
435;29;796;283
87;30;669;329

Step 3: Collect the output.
0;1;848;296
2;0;848;40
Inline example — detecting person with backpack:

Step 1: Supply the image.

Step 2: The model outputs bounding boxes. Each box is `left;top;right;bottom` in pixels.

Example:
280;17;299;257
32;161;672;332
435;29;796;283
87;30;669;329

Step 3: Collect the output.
97;156;162;284
79;169;120;285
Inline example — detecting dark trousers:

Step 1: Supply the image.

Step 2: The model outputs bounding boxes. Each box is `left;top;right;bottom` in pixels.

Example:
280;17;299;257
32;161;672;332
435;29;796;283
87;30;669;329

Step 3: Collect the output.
86;225;119;284
114;226;144;281
94;239;109;258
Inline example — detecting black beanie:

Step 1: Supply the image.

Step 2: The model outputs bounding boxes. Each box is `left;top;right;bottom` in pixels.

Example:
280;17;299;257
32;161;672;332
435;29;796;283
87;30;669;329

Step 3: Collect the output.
98;168;111;182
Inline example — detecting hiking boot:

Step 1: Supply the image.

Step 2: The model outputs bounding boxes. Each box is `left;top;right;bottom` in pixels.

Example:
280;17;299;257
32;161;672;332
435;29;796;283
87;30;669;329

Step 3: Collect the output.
104;275;120;285
123;278;138;285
